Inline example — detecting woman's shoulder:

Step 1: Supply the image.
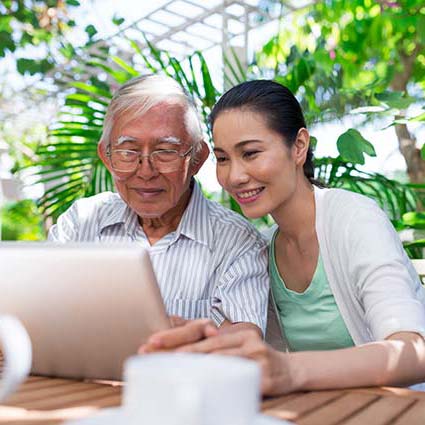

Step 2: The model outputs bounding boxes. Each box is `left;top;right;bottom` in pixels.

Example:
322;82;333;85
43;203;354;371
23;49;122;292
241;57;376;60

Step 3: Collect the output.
315;186;381;217
314;187;391;239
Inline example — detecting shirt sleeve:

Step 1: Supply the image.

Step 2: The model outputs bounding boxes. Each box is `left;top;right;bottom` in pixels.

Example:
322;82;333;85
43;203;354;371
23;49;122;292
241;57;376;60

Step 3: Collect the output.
210;240;269;335
345;200;425;341
48;202;79;242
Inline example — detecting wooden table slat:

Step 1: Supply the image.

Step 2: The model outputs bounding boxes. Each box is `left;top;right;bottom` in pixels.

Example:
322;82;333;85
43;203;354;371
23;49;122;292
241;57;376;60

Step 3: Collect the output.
17;379;77;392
6;382;114;406
23;377;48;384
12;386;121;411
0;405;109;425
297;393;379;425
393;400;425;425
351;386;425;401
341;395;416;425
7;420;62;425
71;393;122;409
1;417;66;425
261;393;301;410
263;390;343;422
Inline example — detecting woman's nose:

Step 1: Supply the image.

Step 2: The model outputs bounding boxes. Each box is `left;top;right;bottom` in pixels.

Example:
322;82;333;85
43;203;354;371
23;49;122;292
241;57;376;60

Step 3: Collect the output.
228;161;249;187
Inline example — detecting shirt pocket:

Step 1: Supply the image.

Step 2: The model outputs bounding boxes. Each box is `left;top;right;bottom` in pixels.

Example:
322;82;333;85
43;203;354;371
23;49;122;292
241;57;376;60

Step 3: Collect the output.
166;299;211;320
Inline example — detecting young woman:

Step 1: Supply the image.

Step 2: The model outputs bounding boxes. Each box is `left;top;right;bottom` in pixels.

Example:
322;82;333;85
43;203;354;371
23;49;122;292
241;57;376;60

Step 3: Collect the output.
140;80;425;395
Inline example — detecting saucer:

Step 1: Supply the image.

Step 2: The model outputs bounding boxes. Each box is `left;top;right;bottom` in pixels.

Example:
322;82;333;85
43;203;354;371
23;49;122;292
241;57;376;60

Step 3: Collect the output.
64;407;293;425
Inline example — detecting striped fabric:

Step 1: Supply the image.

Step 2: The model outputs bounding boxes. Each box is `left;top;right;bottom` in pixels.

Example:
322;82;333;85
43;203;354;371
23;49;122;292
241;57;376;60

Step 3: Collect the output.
48;182;269;333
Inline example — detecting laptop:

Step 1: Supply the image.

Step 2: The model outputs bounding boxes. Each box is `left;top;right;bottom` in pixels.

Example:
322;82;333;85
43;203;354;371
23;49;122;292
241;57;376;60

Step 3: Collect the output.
0;242;171;381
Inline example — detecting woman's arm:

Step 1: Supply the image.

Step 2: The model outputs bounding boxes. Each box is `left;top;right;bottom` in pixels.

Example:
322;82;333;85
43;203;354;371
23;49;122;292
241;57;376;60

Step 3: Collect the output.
289;332;425;392
174;329;425;396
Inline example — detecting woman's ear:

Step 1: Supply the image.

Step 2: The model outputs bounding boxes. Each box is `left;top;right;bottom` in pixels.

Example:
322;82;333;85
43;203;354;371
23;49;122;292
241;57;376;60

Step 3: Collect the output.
190;141;210;176
293;128;310;167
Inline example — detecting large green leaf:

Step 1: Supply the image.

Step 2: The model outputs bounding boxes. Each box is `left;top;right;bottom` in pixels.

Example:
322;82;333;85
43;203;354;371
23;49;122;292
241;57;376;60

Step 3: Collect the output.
17;58;54;75
0;30;15;56
375;91;417;110
223;46;247;88
194;51;218;109
401;212;425;230
336;129;376;165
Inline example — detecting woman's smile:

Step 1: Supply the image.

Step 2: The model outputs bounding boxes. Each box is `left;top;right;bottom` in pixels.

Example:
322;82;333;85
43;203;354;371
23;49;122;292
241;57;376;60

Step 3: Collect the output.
234;187;265;203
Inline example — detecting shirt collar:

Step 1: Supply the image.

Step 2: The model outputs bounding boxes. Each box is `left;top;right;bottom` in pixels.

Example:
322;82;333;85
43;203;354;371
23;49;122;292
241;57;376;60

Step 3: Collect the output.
98;181;214;249
98;195;138;235
174;181;214;250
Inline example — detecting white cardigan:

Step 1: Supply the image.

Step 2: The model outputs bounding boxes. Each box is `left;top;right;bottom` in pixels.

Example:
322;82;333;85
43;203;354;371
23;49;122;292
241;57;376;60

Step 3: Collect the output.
266;187;425;351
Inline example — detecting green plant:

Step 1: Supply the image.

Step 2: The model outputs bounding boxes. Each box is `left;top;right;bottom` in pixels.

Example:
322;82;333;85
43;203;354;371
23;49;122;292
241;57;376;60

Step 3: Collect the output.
1;199;46;240
315;156;418;221
18;32;423;257
255;0;425;183
0;0;82;76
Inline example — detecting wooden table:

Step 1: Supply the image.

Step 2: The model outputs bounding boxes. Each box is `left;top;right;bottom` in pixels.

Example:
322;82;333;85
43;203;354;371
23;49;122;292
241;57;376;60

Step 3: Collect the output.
0;375;424;425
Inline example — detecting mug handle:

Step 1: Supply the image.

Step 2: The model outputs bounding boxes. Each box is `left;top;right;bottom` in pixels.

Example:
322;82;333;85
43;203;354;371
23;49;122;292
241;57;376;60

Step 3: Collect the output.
0;316;32;402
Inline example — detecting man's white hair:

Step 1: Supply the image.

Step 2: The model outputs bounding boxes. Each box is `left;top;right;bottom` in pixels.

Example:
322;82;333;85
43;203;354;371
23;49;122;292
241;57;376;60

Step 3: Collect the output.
100;74;204;157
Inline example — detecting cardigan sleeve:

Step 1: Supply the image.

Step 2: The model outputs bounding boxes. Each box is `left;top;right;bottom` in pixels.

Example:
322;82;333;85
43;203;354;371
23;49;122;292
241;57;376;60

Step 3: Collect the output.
344;199;425;341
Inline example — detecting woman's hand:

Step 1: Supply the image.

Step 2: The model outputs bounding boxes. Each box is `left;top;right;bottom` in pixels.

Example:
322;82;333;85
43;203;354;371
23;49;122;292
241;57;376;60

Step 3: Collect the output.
138;323;298;396
176;329;297;396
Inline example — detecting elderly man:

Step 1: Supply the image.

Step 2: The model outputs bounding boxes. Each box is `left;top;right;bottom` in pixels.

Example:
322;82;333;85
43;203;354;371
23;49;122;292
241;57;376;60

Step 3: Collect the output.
49;75;268;335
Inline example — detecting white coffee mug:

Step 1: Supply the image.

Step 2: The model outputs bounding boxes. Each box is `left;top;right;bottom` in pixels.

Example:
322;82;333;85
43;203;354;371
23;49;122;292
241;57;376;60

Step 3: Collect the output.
0;315;32;401
123;353;261;425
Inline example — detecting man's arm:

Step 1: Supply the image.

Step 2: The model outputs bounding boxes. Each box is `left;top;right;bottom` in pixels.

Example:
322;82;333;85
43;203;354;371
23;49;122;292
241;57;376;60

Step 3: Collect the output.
209;242;269;334
48;201;80;242
139;244;268;354
219;319;262;337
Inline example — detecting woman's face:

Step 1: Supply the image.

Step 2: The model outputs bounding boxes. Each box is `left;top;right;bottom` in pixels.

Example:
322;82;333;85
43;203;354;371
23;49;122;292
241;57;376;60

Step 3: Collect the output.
212;108;306;219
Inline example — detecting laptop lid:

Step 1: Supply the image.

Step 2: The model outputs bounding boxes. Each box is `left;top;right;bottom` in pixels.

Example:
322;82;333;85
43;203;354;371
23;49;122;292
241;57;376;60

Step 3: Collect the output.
0;242;170;381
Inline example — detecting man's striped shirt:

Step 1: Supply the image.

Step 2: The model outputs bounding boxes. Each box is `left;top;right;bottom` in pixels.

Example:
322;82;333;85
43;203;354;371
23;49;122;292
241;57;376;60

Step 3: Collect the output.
48;183;269;333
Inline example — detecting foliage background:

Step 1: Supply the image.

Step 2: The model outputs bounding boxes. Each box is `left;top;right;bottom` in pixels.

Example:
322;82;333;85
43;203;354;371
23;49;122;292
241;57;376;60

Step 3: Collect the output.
1;0;424;255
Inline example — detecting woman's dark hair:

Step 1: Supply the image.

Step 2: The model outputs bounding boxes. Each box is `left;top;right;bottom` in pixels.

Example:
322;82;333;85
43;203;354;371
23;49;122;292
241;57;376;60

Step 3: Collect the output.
209;80;315;183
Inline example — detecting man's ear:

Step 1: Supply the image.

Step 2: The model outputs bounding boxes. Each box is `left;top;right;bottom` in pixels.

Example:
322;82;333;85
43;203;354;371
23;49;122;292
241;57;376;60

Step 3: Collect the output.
190;141;210;176
98;142;112;173
292;128;310;167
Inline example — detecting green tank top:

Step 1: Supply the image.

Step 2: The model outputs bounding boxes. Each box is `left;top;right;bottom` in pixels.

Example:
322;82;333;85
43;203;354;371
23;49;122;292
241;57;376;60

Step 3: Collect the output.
270;230;355;352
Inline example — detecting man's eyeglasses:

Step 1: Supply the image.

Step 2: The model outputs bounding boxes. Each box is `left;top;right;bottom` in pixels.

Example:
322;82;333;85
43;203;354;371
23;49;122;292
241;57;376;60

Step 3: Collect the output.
106;145;193;173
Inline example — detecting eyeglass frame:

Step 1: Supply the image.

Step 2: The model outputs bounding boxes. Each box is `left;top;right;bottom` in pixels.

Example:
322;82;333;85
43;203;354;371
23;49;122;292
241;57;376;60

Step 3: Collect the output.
105;142;194;173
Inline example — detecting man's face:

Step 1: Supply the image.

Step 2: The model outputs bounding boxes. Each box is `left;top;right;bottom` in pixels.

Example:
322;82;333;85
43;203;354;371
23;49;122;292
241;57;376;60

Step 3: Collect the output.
99;102;205;221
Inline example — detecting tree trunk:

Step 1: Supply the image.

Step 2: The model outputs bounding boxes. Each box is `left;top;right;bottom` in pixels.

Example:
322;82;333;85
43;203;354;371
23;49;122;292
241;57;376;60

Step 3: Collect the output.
390;46;425;184
393;122;425;183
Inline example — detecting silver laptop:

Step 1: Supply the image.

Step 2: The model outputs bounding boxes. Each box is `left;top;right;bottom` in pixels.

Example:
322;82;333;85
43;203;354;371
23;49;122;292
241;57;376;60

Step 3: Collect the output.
0;242;170;381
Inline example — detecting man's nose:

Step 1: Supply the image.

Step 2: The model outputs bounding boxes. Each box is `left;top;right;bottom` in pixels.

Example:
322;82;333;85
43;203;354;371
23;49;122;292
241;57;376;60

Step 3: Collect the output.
135;154;159;179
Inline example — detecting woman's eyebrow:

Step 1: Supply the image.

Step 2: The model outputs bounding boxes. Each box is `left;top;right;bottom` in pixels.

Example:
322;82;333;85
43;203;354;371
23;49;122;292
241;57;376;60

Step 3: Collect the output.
234;140;263;148
213;140;263;153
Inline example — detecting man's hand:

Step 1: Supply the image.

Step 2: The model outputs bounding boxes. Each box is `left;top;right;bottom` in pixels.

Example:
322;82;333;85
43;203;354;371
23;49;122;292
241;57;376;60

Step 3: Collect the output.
169;315;188;328
138;319;219;354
